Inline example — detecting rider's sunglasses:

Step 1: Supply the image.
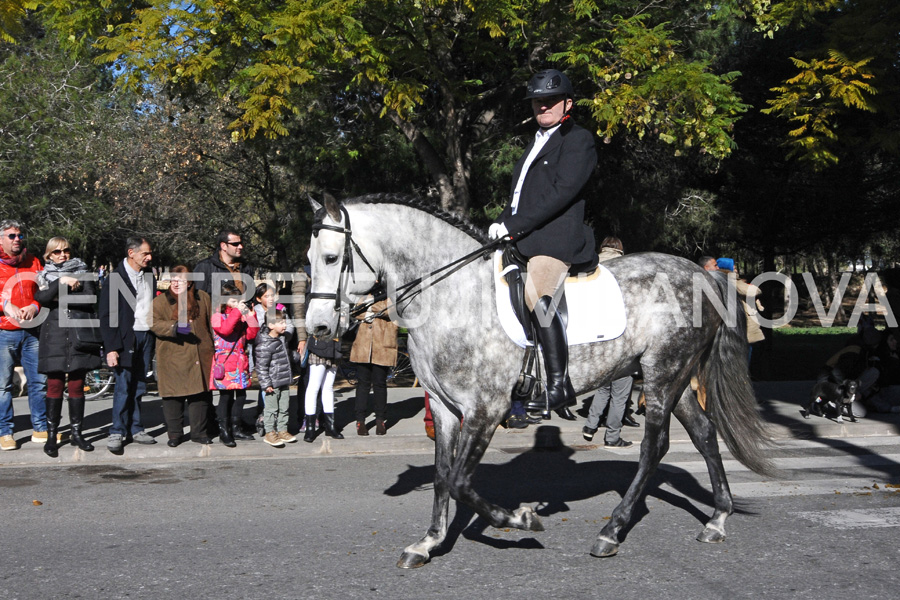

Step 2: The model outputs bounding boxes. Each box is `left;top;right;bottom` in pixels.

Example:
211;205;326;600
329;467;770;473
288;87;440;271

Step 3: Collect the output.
224;241;243;247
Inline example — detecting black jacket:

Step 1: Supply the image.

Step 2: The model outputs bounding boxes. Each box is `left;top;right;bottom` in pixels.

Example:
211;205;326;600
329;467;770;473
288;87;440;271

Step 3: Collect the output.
254;333;294;389
99;260;156;369
193;254;254;297
36;277;103;374
500;120;597;265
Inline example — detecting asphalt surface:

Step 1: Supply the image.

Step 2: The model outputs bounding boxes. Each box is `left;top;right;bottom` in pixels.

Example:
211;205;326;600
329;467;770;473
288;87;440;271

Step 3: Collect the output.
1;380;899;466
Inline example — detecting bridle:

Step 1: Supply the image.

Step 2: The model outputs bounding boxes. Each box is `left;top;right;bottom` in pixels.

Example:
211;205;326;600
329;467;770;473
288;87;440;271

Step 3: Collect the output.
308;205;378;312
309;204;509;325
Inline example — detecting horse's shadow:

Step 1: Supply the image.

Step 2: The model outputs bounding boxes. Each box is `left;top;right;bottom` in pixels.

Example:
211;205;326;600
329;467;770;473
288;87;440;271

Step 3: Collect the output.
385;425;748;557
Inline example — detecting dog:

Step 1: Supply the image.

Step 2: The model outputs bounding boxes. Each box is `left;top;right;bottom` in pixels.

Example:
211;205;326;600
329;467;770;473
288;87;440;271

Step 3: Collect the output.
802;378;860;423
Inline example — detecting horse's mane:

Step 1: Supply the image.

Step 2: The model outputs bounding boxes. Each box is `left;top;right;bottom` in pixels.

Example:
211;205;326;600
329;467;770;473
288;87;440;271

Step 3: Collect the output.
342;193;490;244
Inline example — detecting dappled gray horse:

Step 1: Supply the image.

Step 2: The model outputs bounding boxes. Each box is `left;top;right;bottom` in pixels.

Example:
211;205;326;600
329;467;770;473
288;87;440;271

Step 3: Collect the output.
305;194;773;568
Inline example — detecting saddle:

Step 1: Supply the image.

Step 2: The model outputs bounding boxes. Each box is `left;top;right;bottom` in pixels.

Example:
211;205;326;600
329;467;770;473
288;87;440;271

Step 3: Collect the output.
495;249;626;349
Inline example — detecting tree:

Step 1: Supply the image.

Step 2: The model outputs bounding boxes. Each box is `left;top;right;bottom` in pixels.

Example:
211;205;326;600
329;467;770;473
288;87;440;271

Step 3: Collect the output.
38;0;757;214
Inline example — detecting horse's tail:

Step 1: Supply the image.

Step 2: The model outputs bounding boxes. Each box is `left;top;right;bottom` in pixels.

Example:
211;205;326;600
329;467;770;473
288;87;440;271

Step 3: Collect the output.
700;285;778;477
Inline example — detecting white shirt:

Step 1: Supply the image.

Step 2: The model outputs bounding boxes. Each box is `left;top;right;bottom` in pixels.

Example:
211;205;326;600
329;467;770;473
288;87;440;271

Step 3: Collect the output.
123;261;152;331
510;124;561;215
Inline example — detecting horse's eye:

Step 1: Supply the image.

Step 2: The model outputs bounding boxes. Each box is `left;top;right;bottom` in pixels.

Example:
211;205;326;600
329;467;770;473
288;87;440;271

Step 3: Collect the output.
324;254;340;266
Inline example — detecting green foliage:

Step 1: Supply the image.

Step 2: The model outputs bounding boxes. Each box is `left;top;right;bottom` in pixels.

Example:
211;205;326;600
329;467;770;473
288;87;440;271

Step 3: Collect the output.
0;1;38;43
762;50;877;167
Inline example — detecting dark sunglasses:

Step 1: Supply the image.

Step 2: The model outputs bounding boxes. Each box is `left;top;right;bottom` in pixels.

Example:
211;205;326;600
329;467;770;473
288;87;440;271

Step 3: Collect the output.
50;248;71;255
225;241;243;247
6;233;24;240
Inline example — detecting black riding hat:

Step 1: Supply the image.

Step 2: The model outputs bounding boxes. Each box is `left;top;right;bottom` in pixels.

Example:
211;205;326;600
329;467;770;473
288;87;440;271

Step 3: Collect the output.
525;69;574;99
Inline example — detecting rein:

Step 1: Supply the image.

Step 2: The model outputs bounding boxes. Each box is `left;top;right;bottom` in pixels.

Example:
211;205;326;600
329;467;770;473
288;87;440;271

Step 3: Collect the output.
310;205;507;321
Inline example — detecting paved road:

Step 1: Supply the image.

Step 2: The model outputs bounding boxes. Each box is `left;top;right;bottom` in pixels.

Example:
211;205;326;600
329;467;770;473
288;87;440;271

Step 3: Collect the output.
2;434;899;599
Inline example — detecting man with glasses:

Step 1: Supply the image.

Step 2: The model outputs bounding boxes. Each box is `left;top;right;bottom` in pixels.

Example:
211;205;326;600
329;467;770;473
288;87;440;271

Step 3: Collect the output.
99;237;157;453
0;220;47;450
489;69;598;421
194;228;254;298
194;228;257;439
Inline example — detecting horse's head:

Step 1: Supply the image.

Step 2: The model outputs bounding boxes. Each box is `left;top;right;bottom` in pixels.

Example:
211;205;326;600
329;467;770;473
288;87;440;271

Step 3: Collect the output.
306;196;377;338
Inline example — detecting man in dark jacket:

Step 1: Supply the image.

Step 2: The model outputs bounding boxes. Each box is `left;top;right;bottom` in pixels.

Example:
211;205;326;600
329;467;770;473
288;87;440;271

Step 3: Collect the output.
99;237;157;452
490;69;598;418
193;227;256;437
194;228;255;301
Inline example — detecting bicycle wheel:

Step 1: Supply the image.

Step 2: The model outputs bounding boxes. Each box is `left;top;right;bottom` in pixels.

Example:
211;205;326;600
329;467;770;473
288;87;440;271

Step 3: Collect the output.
387;351;413;384
82;368;115;400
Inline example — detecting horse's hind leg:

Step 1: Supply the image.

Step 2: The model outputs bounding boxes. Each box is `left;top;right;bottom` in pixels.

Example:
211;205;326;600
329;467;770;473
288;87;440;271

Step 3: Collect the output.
671;386;733;543
398;396;460;569
591;376;677;558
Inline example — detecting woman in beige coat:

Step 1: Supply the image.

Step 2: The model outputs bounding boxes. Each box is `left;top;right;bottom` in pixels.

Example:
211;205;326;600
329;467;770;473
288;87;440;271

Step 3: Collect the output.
351;298;398;435
151;266;215;446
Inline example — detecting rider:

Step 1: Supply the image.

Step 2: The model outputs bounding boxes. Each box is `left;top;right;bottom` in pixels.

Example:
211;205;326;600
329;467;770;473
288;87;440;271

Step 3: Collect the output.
489;69;598;418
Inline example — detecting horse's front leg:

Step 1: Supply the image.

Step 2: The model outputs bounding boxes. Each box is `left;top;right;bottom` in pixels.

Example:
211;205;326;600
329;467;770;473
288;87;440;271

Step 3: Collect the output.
398;395;460;569
449;395;544;532
671;386;733;543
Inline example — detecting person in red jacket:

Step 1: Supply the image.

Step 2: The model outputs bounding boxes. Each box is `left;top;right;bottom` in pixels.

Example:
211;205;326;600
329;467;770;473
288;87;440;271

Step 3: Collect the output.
0;219;47;451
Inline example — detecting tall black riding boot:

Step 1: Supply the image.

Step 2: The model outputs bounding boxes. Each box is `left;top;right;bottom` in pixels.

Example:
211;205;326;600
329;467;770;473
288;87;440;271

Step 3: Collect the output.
43;396;62;457
525;296;577;413
323;413;344;439
68;395;94;451
303;414;317;443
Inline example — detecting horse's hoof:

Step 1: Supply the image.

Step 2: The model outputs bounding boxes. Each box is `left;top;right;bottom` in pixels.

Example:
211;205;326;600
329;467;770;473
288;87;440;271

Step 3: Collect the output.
397;550;429;569
697;526;726;544
512;506;545;532
590;538;619;557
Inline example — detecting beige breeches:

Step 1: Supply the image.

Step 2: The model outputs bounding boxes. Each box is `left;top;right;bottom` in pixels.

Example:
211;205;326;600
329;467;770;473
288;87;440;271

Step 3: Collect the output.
524;255;571;311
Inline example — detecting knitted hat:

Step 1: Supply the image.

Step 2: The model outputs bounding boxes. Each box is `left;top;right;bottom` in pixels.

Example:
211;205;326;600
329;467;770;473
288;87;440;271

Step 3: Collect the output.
716;257;735;272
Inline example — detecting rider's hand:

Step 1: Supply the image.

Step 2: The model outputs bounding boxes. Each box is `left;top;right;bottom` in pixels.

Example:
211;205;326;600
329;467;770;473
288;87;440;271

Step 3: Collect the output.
488;222;509;240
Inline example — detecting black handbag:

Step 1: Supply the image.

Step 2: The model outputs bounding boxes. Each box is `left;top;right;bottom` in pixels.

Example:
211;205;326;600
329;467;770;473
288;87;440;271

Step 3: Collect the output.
68;309;103;353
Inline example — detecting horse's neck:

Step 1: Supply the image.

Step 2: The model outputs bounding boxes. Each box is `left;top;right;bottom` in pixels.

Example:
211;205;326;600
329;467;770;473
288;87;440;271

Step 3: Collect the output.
352;205;490;334
354;205;484;284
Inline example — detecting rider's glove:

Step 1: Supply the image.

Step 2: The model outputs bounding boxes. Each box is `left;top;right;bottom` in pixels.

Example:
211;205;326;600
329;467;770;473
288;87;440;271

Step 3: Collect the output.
488;222;509;240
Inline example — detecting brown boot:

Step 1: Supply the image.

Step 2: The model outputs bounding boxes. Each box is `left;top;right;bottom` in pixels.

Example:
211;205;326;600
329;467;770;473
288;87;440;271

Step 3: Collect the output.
356;420;369;436
375;419;387;436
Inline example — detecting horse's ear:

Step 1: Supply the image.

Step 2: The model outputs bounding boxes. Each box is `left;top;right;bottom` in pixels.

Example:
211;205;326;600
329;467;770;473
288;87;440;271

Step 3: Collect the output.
324;195;342;223
307;193;322;213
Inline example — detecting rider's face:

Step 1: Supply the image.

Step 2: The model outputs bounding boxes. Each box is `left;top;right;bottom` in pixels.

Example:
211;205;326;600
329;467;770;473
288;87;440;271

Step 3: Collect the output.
532;95;572;129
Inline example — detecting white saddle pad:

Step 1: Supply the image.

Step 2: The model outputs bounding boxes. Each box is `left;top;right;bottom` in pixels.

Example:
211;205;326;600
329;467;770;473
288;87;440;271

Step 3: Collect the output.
494;251;627;348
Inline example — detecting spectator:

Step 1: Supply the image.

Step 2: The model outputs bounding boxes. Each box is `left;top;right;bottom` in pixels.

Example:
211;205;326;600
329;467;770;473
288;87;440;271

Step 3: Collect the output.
99;237;157;453
252;282;294;436
210;281;259;447
0;219;46;451
150;266;215;447
698;256;717;271
35;236;102;456
194;227;256;436
582;236;635;448
351;297;398;436
303;333;343;442
717;258;765;362
488;68;598;420
254;309;297;447
863;329;900;413
193;227;254;298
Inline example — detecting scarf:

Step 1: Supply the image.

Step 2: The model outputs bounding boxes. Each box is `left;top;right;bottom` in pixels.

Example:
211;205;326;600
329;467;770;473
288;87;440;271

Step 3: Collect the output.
38;257;89;290
0;247;27;267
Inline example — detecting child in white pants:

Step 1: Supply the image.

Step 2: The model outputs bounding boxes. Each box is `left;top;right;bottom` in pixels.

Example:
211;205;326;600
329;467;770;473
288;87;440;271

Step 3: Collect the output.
303;336;344;442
